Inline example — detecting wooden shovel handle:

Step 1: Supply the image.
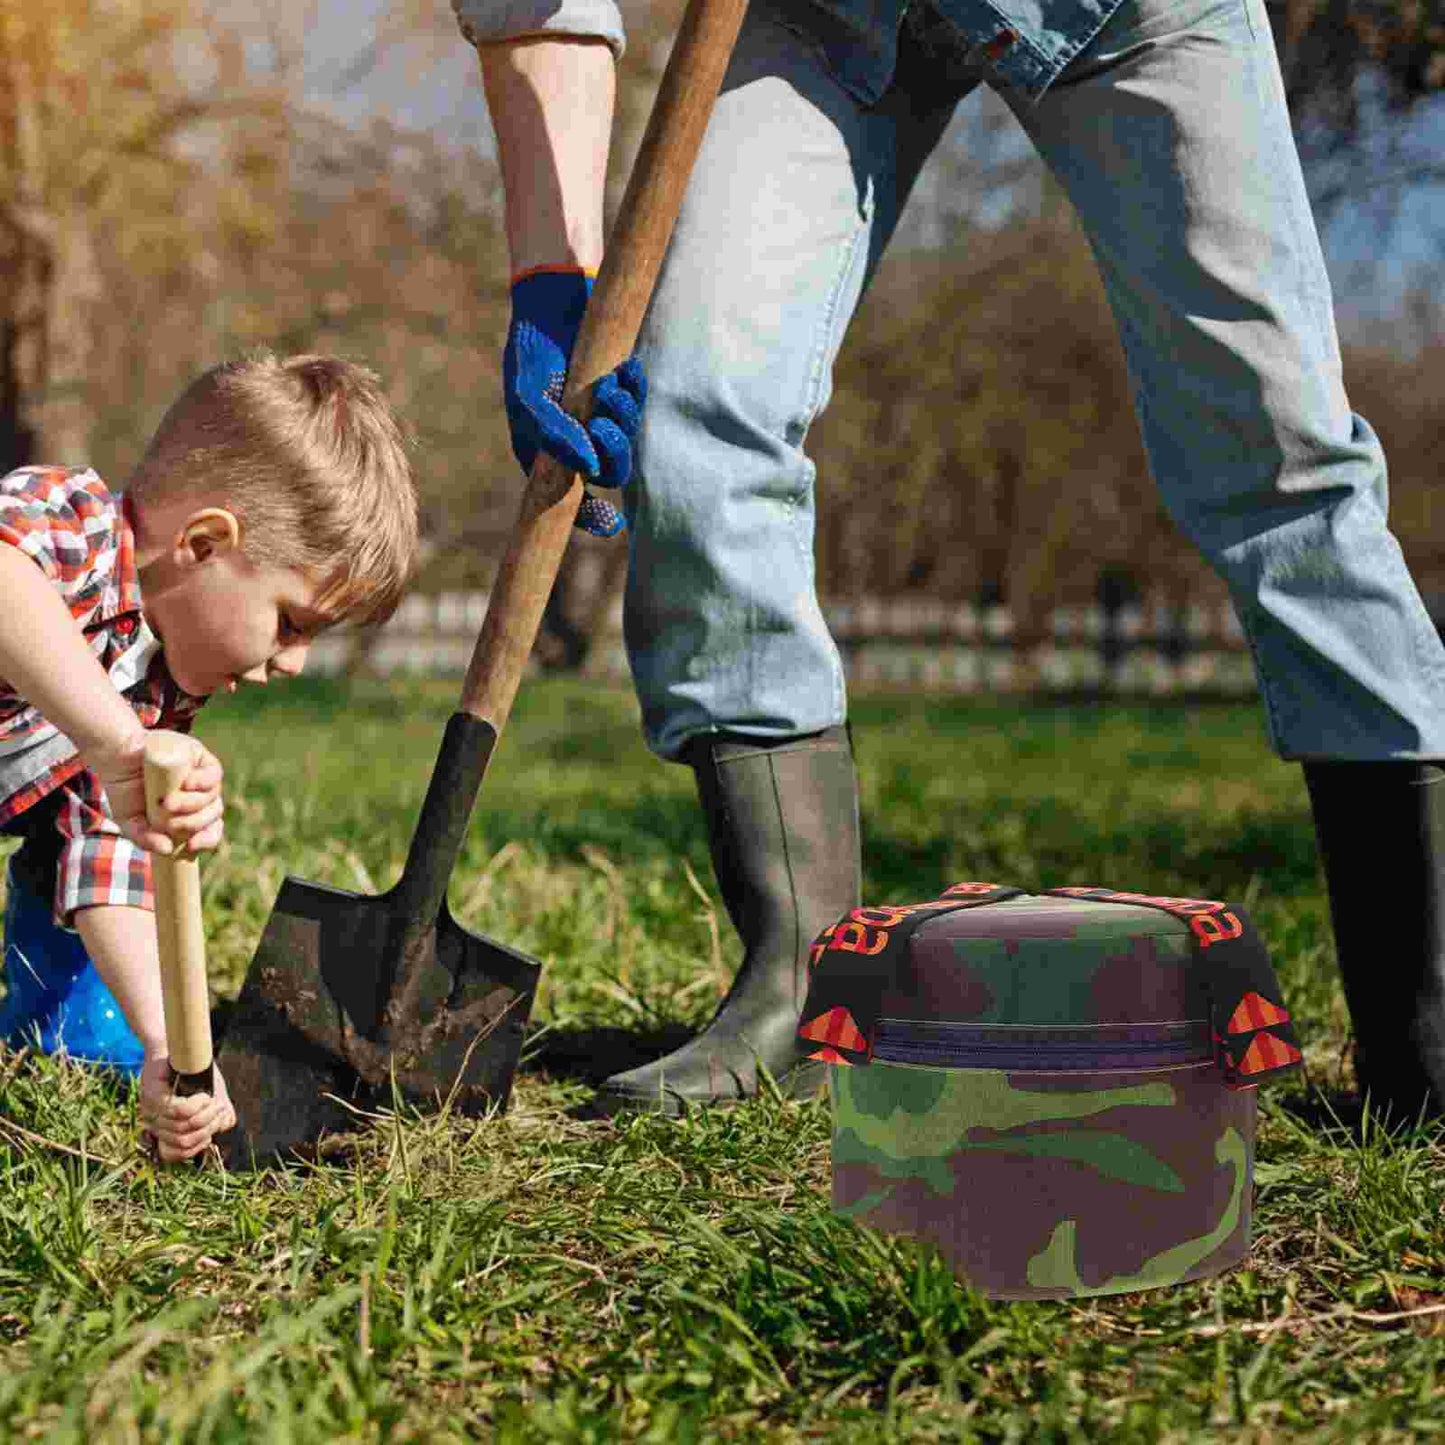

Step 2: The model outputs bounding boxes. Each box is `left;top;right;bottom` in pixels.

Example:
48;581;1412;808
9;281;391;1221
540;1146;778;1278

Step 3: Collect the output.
143;730;214;1092
459;0;751;730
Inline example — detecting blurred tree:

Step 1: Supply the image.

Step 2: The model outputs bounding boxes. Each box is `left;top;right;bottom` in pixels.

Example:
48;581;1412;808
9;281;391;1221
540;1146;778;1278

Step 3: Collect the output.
1269;0;1445;234
87;107;516;568
1271;0;1445;142
0;0;291;468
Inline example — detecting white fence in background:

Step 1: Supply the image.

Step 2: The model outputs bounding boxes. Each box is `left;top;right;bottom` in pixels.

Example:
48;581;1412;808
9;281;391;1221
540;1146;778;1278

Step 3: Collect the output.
303;592;1272;695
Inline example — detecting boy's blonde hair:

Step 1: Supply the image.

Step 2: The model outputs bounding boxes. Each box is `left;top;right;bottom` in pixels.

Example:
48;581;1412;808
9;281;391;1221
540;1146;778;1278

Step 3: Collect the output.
128;352;419;627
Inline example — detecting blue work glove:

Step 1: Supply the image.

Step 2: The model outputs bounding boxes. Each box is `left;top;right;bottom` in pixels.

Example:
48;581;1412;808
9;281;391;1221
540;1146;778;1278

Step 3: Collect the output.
504;267;647;538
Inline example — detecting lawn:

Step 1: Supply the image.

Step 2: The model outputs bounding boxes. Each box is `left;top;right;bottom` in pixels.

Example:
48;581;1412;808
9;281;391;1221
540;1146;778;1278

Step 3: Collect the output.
1;677;1441;1441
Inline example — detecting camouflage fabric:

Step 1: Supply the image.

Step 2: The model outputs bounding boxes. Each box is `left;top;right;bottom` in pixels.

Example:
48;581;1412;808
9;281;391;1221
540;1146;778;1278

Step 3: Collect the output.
819;894;1283;1300
831;1061;1256;1299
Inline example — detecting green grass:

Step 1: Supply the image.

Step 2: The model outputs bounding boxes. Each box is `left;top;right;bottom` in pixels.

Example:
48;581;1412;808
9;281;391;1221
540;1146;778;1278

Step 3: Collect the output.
1;678;1442;1441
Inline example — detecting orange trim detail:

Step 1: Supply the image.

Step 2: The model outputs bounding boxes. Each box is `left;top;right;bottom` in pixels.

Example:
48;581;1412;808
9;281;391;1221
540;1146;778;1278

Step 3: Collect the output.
798;1006;867;1053
510;264;598;285
1228;990;1292;1034
1238;1030;1302;1075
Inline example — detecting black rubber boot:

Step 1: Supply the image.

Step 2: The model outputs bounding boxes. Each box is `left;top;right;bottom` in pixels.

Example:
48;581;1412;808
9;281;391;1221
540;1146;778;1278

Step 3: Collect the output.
1302;761;1445;1128
594;725;860;1115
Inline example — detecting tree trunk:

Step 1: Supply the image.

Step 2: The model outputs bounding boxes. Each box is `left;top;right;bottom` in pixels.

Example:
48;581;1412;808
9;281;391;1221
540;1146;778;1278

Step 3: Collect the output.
0;39;98;470
0;38;44;474
31;214;101;464
0;258;38;474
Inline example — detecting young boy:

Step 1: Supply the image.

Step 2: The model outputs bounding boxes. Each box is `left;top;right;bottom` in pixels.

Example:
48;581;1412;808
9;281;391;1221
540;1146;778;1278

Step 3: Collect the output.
0;352;418;1162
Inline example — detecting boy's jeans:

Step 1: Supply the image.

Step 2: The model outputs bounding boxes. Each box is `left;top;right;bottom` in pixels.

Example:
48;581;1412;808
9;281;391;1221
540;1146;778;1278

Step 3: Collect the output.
623;0;1445;762
0;853;144;1074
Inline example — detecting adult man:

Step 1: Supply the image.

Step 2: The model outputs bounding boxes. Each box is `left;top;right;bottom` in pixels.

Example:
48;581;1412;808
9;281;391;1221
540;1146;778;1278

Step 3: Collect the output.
458;0;1445;1123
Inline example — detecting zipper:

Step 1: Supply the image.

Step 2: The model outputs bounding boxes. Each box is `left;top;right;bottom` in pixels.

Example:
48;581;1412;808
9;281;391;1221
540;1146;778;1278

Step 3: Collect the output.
871;1018;1213;1072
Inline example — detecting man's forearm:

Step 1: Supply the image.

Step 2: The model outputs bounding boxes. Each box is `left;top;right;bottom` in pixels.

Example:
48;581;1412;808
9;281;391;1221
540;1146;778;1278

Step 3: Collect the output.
478;37;615;275
74;904;168;1059
0;544;146;764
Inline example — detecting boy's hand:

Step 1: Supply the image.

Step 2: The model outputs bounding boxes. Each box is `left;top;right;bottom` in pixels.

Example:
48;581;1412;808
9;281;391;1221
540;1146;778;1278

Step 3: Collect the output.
140;1058;236;1164
91;731;225;856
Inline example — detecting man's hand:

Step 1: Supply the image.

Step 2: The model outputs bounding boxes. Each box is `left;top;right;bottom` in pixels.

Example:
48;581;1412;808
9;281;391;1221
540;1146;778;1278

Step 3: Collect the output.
140;1057;236;1164
91;731;224;856
504;268;647;536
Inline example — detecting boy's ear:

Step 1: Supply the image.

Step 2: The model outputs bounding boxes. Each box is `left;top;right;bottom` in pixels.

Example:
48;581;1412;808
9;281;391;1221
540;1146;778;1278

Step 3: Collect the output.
178;507;242;564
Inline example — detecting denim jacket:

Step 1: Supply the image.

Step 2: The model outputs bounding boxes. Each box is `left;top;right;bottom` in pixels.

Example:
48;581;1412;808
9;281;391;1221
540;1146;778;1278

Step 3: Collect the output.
452;0;1127;105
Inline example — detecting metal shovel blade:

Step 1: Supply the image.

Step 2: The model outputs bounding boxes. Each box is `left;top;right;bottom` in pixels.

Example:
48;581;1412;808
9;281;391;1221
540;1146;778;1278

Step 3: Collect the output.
215;714;541;1167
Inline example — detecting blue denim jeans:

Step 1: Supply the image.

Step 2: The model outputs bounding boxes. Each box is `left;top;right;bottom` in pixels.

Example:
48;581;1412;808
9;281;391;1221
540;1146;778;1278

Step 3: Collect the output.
623;0;1445;762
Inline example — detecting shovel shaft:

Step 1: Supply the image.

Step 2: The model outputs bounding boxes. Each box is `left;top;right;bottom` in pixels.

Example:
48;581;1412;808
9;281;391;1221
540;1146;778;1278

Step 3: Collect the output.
393;711;498;930
458;0;751;737
143;730;215;1093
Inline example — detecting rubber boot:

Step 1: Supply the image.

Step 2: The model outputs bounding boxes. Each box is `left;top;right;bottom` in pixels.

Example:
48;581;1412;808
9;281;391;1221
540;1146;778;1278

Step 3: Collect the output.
594;725;861;1115
1302;761;1445;1128
0;854;144;1075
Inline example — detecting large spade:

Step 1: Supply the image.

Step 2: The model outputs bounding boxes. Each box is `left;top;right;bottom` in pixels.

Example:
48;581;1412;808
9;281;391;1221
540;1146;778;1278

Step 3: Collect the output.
215;0;752;1166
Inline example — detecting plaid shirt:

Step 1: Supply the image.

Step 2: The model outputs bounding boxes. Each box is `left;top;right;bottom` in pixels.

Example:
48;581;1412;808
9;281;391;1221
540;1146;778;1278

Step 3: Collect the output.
0;466;206;929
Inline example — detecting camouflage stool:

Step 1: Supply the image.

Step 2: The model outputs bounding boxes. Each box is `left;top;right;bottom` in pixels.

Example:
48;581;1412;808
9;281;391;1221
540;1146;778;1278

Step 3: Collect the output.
798;884;1303;1300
